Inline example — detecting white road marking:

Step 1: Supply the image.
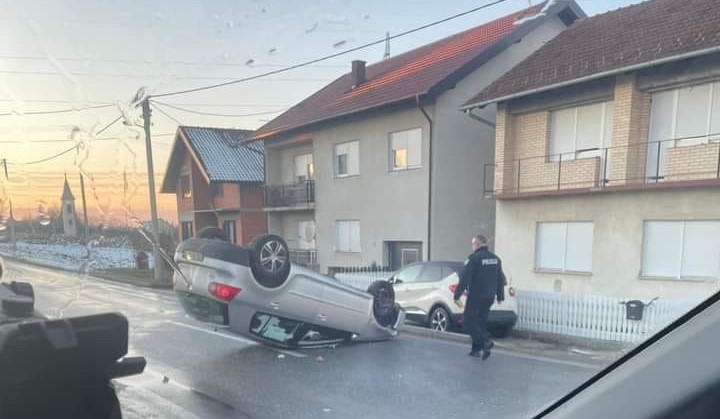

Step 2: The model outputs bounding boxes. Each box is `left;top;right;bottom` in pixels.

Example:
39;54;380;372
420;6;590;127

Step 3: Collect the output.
166;320;307;358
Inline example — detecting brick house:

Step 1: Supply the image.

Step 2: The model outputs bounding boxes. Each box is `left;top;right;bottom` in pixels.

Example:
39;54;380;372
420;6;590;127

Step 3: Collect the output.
463;0;720;301
161;126;266;245
248;1;584;272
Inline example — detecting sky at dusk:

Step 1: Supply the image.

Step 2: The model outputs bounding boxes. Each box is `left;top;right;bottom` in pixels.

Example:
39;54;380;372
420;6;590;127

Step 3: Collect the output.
0;0;646;225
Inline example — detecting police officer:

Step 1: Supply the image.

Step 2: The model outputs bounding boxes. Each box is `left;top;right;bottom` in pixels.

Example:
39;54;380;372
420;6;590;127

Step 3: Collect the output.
453;234;505;359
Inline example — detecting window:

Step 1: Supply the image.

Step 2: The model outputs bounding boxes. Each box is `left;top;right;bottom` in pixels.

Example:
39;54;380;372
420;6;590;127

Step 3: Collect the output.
66;204;73;214
181;221;193;240
642;221;720;279
212;183;224;197
390;128;422;170
335;220;360;252
416;265;444;283
536;222;594;273
294;154;314;182
549;101;614;161
223;220;237;244
334;141;359;177
649;82;720;148
401;248;419;266
394;264;423;284
180;175;191;199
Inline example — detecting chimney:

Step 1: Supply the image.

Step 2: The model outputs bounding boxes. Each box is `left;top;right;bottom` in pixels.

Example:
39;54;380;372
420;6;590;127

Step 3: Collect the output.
351;60;366;88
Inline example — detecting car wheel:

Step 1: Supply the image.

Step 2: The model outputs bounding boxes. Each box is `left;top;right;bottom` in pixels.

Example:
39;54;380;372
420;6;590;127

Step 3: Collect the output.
429;306;450;332
489;325;512;338
249;234;291;288
367;280;396;327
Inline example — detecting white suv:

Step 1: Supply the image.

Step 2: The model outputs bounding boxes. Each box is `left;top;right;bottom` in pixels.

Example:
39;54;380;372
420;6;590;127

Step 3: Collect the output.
390;261;517;336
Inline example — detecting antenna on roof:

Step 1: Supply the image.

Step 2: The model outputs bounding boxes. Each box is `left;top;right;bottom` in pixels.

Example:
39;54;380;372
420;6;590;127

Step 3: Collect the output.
383;32;391;59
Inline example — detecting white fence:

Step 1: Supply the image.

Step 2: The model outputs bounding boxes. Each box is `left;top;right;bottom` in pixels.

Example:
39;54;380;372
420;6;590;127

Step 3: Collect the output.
334;270;392;291
516;290;696;343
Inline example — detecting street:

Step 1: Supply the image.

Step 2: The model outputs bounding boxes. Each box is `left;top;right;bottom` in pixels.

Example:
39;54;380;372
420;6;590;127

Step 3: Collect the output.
3;259;603;419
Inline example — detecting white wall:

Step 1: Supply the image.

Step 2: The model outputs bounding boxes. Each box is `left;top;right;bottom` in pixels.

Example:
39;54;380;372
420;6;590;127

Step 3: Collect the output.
430;16;569;261
311;107;432;271
496;188;720;301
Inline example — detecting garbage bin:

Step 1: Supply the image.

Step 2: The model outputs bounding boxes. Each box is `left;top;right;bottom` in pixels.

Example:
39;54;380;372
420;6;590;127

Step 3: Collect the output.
136;251;149;270
625;300;645;321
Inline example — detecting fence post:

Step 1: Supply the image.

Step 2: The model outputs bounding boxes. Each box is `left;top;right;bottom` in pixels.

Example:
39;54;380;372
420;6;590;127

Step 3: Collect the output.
557;154;563;191
516;159;521;194
602;147;609;186
655;141;662;183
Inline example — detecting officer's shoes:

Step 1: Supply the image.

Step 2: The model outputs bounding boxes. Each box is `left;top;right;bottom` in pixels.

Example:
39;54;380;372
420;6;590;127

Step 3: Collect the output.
482;341;494;360
468;351;483;357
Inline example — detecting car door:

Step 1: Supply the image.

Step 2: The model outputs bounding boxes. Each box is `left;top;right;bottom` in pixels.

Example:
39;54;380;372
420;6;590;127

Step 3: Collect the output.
391;264;423;307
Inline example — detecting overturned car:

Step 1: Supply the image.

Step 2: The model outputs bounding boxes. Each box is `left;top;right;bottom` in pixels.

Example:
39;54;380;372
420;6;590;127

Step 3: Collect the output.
172;233;405;348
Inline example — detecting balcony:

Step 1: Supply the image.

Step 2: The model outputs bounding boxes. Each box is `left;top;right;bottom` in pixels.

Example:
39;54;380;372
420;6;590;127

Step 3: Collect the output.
289;249;318;270
264;180;315;210
485;135;720;198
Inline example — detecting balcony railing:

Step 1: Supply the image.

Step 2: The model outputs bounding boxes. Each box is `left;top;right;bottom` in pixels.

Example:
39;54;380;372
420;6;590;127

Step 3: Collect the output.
264;180;315;208
289;249;318;269
485;134;720;197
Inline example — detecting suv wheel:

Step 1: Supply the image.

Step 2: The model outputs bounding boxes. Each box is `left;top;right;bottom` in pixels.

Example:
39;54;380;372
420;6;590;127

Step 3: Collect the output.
249;235;291;288
429;306;450;332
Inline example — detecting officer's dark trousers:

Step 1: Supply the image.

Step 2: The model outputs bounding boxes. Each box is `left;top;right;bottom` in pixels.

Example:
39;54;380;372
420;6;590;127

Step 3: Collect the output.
463;296;494;352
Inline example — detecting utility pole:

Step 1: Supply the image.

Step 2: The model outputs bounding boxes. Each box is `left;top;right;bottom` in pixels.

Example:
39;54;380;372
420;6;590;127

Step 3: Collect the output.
8;199;16;251
79;172;89;241
141;96;166;283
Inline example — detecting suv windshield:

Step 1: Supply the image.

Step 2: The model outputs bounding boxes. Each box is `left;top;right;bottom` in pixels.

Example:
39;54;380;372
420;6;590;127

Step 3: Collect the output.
1;0;719;418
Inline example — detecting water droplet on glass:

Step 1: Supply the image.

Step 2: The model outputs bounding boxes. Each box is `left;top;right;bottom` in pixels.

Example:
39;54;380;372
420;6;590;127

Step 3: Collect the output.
245;59;255;66
225;20;235;29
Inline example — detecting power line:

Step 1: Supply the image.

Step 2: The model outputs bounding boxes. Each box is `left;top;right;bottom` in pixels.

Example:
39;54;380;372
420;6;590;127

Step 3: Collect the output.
151;100;286;117
0;103;115;117
14;144;79;166
153;0;510;98
150;102;183;125
95;115;124;136
0;69;333;82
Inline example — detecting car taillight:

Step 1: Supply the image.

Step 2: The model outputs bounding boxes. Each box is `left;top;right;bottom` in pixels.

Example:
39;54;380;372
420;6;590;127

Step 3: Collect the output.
449;284;468;296
508;286;516;297
208;282;241;301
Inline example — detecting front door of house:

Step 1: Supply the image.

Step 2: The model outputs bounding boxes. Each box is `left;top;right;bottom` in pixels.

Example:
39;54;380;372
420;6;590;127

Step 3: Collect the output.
387;241;423;271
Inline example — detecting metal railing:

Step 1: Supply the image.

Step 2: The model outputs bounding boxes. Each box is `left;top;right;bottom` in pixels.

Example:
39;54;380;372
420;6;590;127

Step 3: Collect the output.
485;134;720;196
264;180;315;208
289;248;318;268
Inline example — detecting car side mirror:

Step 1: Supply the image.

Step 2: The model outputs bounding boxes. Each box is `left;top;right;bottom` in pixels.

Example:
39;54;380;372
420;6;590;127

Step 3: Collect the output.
394;278;403;285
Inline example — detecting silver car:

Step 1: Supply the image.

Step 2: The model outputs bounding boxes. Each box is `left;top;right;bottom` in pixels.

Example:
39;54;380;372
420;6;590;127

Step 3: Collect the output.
172;233;405;348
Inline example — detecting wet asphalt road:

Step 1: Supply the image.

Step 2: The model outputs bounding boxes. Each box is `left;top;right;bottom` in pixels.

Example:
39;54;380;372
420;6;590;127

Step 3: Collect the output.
2;259;602;419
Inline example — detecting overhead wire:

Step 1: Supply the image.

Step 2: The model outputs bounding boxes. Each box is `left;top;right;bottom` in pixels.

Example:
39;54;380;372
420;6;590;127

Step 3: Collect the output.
153;0;510;98
0;103;115;117
151;100;287;117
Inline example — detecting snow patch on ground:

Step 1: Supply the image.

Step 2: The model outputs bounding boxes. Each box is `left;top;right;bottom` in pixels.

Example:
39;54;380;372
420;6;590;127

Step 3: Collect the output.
0;241;136;271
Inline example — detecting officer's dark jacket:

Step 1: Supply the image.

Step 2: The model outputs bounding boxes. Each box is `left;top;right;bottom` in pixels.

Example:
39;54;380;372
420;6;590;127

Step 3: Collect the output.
453;247;505;303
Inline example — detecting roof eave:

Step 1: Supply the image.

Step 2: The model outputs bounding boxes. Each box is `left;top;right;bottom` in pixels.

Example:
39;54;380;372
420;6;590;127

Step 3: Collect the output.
462;45;720;110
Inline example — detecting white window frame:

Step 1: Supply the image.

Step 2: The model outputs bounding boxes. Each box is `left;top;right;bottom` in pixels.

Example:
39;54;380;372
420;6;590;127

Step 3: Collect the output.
549;101;614;162
641;220;720;280
650;81;720;148
389;128;422;171
333;141;360;178
294;153;314;182
223;220;237;244
335;220;361;253
535;221;594;274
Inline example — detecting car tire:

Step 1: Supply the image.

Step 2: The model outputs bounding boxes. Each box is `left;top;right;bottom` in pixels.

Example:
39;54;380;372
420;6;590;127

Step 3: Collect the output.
490;325;512;338
429;306;451;332
367;280;396;327
248;234;291;288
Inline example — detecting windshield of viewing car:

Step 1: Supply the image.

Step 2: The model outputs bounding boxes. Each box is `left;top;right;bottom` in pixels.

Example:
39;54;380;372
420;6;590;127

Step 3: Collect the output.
1;0;718;418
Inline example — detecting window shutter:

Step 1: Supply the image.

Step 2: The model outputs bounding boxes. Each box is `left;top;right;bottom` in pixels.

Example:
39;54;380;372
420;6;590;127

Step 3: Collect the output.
536;223;566;271
565;222;593;272
681;221;720;278
407;128;422;167
643;221;683;277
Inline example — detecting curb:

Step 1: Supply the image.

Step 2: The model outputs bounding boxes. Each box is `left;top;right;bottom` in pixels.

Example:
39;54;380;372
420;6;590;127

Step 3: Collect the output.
401;324;470;344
